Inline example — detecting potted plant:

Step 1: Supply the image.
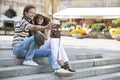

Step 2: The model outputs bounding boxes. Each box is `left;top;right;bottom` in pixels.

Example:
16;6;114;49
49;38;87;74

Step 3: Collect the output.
91;23;105;32
112;18;120;25
65;22;76;31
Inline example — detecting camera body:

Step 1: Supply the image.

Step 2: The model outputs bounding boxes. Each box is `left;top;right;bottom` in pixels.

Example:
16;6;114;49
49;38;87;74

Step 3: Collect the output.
50;19;61;38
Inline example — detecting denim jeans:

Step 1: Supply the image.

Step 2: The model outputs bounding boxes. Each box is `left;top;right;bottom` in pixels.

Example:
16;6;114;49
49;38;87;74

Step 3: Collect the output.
13;36;60;70
13;36;36;60
40;38;69;62
34;49;60;70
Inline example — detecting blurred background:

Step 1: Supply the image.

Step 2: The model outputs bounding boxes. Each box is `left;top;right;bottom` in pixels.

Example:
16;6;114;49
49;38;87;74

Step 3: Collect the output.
0;0;120;41
1;0;120;18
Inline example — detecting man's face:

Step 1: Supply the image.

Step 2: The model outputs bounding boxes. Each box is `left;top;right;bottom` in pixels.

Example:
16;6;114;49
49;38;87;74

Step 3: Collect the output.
25;8;36;20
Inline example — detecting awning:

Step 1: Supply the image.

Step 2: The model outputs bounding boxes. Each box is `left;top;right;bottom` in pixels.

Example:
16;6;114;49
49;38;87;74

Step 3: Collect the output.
0;14;21;21
53;7;120;19
0;14;12;21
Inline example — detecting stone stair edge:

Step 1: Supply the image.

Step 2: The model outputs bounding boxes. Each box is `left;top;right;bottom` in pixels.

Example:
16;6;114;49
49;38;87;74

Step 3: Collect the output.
0;63;120;75
1;57;120;68
1;64;120;80
75;72;120;80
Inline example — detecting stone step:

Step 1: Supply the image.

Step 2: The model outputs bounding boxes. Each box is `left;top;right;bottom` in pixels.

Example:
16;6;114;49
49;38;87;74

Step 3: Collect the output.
0;53;102;67
74;72;120;80
63;64;120;80
0;56;119;69
1;64;120;80
0;73;57;80
0;53;102;60
1;58;120;69
2;73;120;80
0;65;51;78
71;58;120;69
0;49;102;60
69;53;102;60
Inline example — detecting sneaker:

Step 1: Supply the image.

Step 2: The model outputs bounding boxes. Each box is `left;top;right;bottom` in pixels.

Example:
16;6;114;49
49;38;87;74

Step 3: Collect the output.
54;68;74;77
23;60;39;66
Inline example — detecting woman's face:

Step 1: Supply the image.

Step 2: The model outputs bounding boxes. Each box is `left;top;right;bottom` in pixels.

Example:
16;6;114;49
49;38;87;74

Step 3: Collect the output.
37;16;44;25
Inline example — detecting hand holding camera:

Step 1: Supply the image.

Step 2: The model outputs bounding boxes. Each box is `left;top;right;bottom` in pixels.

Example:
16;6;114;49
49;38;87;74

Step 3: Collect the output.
50;19;61;38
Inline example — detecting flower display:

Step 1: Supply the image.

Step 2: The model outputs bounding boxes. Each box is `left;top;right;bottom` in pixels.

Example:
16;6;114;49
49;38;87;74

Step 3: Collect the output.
109;28;120;41
91;23;105;31
70;29;86;35
70;29;87;39
111;28;120;35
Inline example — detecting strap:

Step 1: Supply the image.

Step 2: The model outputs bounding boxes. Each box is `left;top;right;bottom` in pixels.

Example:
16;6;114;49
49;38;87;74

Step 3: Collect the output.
57;37;61;61
49;26;61;69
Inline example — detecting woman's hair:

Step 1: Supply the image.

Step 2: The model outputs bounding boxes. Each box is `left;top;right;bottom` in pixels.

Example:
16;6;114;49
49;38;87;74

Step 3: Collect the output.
33;14;51;26
23;5;36;15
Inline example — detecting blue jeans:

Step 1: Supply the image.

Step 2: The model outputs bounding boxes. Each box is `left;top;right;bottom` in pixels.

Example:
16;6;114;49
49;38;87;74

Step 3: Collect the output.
13;36;60;70
13;36;36;60
34;49;60;70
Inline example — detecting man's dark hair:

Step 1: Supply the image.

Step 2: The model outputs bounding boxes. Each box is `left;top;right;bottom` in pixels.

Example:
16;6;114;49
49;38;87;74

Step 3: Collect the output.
23;5;36;15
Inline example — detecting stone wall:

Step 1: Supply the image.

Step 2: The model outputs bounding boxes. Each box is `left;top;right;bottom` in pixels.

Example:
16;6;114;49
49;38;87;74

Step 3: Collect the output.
0;0;45;17
1;0;120;18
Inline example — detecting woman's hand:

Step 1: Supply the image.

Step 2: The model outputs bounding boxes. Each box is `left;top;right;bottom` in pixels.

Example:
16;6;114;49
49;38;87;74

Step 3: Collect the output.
44;34;49;40
46;22;54;30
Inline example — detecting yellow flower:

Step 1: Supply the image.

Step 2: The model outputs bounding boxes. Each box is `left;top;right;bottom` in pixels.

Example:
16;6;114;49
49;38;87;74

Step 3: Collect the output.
86;25;90;29
70;29;86;35
108;26;112;30
111;29;120;35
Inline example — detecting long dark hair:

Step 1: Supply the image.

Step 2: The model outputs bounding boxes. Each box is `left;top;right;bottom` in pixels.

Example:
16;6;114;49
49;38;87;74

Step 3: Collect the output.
33;14;51;26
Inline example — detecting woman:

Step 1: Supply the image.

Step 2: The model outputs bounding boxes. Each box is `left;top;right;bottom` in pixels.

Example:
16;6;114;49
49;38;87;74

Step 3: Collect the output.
33;14;75;72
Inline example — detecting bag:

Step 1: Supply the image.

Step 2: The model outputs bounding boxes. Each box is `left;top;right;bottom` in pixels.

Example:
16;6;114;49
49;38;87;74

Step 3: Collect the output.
50;19;61;38
50;25;61;38
34;31;45;47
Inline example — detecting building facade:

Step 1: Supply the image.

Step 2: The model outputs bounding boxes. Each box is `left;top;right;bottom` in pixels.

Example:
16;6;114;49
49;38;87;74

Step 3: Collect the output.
0;0;59;18
0;0;120;18
59;0;120;10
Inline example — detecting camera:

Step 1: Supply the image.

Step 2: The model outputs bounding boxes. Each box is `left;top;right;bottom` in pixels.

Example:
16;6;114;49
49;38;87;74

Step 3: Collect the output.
51;19;61;38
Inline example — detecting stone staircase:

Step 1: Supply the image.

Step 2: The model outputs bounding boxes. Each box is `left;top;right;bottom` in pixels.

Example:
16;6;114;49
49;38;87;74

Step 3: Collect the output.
0;49;120;80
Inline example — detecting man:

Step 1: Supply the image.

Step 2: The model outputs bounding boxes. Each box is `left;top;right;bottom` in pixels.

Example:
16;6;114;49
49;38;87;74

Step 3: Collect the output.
12;5;73;77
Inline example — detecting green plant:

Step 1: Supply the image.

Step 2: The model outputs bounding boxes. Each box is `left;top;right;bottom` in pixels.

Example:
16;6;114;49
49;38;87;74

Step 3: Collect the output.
91;23;105;31
112;18;120;24
65;22;76;28
77;25;81;29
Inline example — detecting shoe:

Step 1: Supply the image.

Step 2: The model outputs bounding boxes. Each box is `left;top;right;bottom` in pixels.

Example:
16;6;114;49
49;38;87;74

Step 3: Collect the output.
61;64;76;72
54;68;73;77
23;60;39;66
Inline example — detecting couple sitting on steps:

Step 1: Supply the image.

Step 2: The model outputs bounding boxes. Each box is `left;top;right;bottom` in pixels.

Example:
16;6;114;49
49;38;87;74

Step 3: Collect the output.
12;5;75;77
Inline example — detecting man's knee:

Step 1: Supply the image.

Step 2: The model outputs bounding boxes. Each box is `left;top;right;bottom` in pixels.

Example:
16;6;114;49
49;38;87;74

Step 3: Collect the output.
47;49;51;56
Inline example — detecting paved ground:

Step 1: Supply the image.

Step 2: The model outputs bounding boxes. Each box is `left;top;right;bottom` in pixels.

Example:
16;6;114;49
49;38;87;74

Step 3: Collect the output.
62;36;120;58
0;35;13;49
0;35;120;58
